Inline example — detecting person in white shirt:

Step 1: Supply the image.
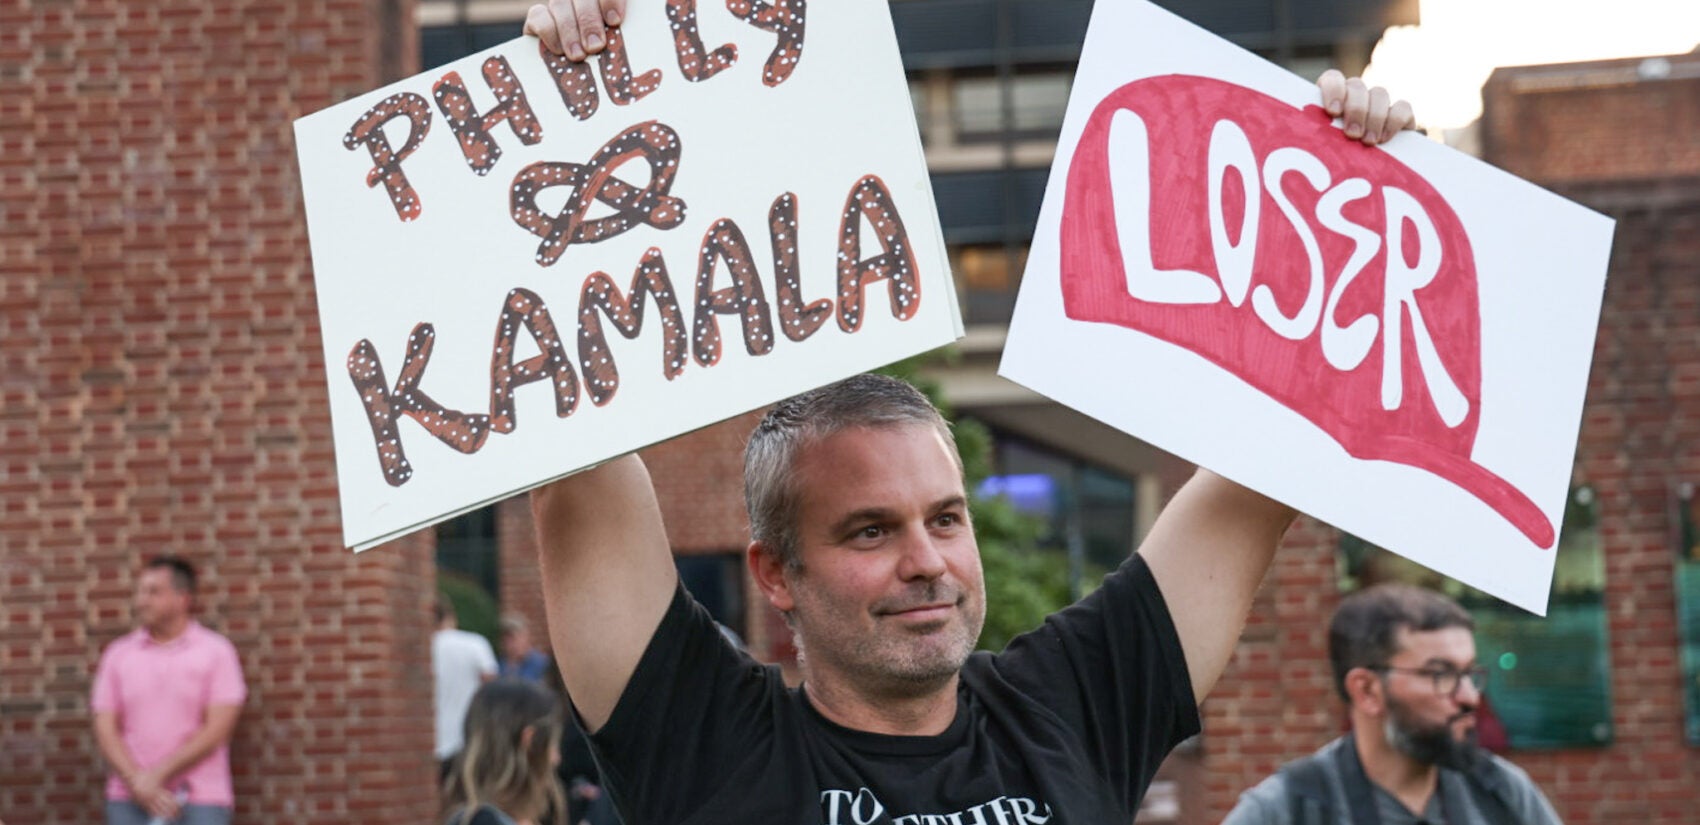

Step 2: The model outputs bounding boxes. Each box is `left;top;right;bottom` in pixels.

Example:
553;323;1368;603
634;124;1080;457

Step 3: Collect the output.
433;600;499;770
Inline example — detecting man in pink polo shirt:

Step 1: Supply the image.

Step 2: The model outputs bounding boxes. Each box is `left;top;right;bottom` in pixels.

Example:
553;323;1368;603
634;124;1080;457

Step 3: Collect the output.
92;556;246;825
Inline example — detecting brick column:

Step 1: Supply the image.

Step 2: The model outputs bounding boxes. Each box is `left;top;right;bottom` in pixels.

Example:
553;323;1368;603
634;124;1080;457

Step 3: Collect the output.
0;2;438;822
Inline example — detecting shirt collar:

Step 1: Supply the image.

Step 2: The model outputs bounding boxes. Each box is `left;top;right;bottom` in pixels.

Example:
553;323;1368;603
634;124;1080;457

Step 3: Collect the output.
138;620;200;648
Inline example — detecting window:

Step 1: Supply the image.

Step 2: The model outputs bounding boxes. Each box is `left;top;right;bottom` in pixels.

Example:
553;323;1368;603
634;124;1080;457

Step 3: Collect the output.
1337;484;1612;748
676;554;747;642
953;244;1024;292
422;21;519;69
437;506;503;645
952;71;1073;141
909;79;932;145
948;242;1030;324
1676;482;1700;744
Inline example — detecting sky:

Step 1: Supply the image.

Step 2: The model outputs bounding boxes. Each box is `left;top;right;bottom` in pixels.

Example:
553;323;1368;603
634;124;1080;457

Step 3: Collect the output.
1361;0;1700;133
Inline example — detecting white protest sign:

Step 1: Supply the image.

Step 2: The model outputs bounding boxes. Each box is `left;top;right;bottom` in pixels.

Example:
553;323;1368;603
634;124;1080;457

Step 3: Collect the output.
295;0;961;551
1001;0;1613;614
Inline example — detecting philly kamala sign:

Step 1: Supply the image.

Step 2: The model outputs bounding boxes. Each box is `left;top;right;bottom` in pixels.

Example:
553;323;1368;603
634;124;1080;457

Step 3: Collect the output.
295;0;960;551
1003;1;1613;614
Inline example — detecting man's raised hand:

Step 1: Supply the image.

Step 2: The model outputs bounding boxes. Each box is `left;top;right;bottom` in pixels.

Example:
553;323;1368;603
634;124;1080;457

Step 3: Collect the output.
526;0;629;61
1317;69;1417;146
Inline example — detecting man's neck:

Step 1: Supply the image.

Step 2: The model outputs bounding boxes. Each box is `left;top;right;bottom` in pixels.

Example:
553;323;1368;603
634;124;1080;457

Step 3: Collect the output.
1353;725;1440;815
146;616;191;644
803;671;960;736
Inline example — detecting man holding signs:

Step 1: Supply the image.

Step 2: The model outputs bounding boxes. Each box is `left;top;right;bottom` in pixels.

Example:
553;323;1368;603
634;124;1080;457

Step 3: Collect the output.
525;5;1416;822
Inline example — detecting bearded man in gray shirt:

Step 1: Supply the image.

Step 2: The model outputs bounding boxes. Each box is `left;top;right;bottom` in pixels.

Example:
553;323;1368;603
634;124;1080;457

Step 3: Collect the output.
1224;584;1564;825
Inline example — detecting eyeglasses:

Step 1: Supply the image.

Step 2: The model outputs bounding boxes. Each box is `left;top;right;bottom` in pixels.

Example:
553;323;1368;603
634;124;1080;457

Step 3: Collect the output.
1371;664;1488;698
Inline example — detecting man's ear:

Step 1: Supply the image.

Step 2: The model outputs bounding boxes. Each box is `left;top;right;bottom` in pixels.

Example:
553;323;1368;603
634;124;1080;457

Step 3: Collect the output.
746;540;795;613
1343;667;1386;716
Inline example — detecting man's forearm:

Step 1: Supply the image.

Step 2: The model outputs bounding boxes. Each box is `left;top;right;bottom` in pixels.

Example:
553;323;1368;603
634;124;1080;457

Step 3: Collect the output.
532;454;678;731
1139;468;1298;703
94;713;141;786
144;705;240;787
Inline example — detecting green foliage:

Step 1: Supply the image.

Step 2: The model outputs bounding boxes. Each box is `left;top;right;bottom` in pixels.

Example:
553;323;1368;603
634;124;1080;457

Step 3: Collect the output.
879;352;1076;652
438;572;502;652
972;496;1073;651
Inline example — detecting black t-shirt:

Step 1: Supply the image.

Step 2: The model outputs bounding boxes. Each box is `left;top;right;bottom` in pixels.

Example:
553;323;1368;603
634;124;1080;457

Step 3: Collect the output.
588;554;1200;824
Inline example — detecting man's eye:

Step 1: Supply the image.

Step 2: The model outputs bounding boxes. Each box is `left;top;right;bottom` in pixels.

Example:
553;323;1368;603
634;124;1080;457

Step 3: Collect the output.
857;525;884;540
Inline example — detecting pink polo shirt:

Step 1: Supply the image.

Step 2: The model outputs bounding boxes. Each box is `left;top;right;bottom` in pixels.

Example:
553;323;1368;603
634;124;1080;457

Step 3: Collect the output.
90;622;247;807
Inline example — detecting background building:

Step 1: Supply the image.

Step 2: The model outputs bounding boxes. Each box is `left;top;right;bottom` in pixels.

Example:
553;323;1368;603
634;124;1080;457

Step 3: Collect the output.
1203;47;1700;824
1;2;442;823
3;0;1696;823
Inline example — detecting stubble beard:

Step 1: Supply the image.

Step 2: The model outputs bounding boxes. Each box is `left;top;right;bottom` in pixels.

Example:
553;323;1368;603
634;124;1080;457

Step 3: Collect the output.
796;581;986;700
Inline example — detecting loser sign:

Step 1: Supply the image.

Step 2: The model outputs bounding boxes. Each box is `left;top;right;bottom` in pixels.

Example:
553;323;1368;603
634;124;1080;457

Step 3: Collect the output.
296;1;960;551
1002;1;1614;614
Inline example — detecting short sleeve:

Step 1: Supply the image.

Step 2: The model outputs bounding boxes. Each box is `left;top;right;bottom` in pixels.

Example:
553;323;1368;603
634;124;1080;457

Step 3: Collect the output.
208;636;247;707
990;554;1201;809
1494;756;1565;825
589;581;778;825
1221;774;1291;825
90;642;122;714
475;636;499;675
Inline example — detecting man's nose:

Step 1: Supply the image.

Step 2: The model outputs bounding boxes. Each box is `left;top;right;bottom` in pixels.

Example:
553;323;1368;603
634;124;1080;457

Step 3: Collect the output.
895;527;948;581
1454;673;1482;708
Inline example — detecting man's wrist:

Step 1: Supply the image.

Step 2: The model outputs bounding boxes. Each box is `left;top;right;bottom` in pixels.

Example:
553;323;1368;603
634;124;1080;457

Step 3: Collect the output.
126;766;160;790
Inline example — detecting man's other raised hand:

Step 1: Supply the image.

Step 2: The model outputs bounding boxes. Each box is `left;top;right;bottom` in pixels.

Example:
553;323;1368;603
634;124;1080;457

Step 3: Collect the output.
526;0;629;62
1317;68;1417;146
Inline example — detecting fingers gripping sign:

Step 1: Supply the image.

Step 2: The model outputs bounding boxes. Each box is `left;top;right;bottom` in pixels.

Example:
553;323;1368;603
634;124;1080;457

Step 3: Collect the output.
530;0;806;89
526;0;627;62
1316;68;1418;146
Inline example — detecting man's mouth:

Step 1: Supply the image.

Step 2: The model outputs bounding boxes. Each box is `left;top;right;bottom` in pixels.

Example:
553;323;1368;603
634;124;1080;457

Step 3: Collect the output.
888;603;954;619
877;596;960;622
1447;712;1478;738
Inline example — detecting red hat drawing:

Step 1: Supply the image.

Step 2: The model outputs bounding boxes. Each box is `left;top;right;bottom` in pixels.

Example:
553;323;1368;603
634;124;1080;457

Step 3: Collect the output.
1059;74;1553;548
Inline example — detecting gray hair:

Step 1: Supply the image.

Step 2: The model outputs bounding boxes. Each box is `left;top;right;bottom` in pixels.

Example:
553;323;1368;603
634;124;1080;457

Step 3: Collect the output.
1328;583;1474;703
744;374;959;572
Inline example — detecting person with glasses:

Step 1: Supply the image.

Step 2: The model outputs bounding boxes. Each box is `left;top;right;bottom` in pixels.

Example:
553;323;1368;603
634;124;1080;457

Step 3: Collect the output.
1224;583;1563;825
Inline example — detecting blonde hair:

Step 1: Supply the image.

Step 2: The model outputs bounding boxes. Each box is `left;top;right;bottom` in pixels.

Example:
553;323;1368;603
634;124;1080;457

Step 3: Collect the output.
442;680;567;825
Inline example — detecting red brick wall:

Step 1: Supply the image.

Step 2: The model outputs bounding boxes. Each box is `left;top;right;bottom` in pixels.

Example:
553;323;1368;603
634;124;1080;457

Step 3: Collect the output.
1546;180;1700;821
498;496;550;659
1481;51;1700;185
1200;517;1345;817
1;2;441;823
642;412;767;554
1200;59;1700;822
